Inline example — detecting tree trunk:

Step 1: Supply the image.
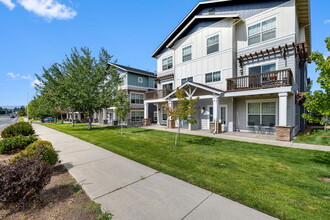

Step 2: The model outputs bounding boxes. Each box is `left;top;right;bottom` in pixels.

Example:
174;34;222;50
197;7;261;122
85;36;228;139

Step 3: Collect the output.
61;114;63;124
174;120;181;147
88;111;92;130
121;121;123;134
71;112;75;127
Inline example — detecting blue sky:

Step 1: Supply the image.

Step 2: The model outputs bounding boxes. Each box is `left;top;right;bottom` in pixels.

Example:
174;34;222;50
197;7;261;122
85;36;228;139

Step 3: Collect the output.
0;0;329;106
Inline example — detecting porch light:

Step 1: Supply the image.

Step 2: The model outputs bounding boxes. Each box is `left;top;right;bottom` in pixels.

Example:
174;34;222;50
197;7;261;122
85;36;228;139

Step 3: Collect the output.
202;107;206;113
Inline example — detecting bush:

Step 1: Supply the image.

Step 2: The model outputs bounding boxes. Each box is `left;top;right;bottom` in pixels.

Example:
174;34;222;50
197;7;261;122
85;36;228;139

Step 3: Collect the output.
0;135;37;154
11;140;58;166
0;157;52;209
1;122;35;138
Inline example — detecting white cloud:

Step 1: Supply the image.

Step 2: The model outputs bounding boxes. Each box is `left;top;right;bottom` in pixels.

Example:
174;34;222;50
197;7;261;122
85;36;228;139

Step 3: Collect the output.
21;75;32;80
0;0;15;10
324;20;330;24
7;72;20;78
31;78;42;87
17;0;77;20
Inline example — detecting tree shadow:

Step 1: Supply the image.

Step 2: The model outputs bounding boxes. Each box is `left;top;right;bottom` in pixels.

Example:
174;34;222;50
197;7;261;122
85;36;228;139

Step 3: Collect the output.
311;154;330;166
131;129;153;134
186;137;218;146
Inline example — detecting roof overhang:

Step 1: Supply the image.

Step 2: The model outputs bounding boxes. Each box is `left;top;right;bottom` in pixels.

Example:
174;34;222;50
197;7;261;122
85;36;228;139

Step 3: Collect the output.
108;63;156;77
296;0;311;54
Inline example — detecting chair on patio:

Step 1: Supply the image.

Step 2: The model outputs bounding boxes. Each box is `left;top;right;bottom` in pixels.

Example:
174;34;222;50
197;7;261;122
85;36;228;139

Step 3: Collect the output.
248;121;255;133
265;122;275;134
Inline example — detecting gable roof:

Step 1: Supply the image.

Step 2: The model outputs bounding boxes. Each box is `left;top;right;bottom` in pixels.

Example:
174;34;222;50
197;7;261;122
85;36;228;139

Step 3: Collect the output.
152;0;311;57
109;63;156;77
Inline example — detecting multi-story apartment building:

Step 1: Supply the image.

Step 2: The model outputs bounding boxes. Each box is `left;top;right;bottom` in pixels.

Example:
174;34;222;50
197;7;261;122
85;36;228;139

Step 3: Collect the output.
94;63;156;125
144;0;310;141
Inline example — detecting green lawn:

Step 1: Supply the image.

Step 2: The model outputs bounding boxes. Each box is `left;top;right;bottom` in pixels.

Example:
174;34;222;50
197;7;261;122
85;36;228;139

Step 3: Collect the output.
295;129;330;146
43;124;330;220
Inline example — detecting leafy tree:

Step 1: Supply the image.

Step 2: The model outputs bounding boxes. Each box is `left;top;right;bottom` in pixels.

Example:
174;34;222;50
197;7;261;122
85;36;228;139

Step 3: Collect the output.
27;96;58;119
114;90;130;134
302;38;330;129
17;106;26;116
36;47;121;129
165;89;199;146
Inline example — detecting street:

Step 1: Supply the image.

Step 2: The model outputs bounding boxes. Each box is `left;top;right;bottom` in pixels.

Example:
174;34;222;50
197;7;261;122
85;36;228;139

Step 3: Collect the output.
0;115;18;134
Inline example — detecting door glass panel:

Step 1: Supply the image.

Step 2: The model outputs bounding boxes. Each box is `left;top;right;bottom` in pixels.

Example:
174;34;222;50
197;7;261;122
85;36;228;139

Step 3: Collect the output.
209;107;213;122
249;66;262;75
220;107;226;124
262;64;276;73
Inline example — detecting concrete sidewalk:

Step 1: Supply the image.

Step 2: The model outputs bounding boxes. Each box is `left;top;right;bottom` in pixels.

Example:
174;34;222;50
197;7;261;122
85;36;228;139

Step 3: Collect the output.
146;125;330;152
33;124;276;220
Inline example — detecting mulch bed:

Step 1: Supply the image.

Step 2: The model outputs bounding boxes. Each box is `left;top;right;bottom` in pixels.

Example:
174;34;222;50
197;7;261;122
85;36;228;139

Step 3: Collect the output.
0;164;102;220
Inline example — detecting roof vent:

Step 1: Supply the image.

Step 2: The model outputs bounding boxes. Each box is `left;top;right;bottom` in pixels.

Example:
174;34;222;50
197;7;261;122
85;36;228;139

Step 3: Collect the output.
208;8;215;15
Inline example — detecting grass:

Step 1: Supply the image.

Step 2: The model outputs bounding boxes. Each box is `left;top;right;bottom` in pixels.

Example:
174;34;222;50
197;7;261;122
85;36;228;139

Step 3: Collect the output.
18;117;25;122
43;123;330;220
295;129;330;146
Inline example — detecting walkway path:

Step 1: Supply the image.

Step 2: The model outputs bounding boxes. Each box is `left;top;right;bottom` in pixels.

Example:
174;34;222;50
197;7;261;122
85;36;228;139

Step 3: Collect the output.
33;124;276;220
146;125;330;152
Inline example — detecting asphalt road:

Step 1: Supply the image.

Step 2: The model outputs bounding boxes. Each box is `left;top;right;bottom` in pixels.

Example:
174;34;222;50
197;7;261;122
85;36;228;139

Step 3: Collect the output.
0;115;18;134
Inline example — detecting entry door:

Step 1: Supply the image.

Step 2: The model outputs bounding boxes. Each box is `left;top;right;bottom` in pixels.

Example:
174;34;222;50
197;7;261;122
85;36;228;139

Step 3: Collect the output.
219;105;227;132
108;112;113;124
201;105;213;130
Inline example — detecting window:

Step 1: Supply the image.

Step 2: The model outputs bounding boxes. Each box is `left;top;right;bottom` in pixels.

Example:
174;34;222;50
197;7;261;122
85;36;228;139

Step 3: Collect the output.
162;56;173;71
131;111;144;122
130;93;144;104
181;77;193;85
248;17;276;45
249;63;276;75
162;107;168;120
205;71;221;83
182;46;192;62
248;102;276;126
153;112;157;122
162;83;173;90
207;35;219;54
138;77;143;83
220;106;226;125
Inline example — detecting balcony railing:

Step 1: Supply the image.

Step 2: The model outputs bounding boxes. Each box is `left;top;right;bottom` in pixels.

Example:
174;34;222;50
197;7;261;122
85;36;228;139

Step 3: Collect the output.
145;89;173;100
227;69;292;92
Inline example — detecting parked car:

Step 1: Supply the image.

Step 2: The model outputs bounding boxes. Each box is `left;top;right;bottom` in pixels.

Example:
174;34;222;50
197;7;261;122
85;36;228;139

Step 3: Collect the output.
41;117;55;123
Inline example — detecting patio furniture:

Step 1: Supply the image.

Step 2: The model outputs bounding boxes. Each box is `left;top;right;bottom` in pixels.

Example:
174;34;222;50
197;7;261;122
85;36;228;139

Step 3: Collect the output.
248;122;255;133
265;123;275;134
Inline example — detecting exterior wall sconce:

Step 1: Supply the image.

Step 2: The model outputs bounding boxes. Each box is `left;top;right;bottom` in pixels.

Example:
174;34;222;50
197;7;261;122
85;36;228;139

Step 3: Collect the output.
202;107;206;113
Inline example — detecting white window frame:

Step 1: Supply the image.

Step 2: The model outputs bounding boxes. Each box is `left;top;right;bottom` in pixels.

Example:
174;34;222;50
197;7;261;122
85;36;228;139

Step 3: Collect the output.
181;77;193;85
131;110;144;122
162;56;173;71
130;92;144;104
246;99;278;127
161;82;174;90
206;34;220;55
205;71;221;83
247;17;277;46
182;45;192;62
246;61;278;75
138;77;143;83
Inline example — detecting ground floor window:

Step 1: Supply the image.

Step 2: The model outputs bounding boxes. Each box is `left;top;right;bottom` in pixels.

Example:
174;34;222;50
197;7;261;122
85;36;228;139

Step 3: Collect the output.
162;106;168;120
153;112;157;121
248;102;276;126
131;111;144;122
220;106;226;125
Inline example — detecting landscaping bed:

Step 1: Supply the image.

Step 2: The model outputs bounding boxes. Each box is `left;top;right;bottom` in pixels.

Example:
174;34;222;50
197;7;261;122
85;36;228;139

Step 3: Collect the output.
295;129;330;146
43;123;330;220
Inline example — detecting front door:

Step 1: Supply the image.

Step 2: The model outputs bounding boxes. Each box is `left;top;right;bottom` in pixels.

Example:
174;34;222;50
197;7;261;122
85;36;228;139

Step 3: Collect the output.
108;112;113;124
219;105;227;132
201;105;213;130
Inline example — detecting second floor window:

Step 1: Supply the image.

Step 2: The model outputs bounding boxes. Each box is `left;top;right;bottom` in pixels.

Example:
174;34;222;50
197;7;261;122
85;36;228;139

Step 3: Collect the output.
131;93;144;104
207;35;219;54
248;17;276;45
162;56;173;71
205;71;221;83
181;77;193;85
162;83;173;90
182;46;192;62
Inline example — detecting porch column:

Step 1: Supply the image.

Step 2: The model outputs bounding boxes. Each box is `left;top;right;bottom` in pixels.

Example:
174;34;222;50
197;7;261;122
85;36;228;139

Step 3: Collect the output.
276;92;292;141
211;97;221;134
98;110;103;124
103;108;108;125
143;103;150;126
156;103;161;125
113;110;118;125
167;101;175;129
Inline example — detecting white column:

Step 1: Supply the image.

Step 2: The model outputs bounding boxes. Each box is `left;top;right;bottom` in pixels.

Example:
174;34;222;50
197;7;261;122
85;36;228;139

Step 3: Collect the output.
103;108;107;122
278;92;288;126
168;101;173;121
213;97;219;122
156;103;161;125
144;103;149;119
98;110;102;122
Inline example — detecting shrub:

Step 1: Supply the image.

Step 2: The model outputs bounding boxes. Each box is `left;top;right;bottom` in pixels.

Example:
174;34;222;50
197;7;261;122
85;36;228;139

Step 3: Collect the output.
0;135;37;154
1;122;35;138
0;157;52;209
11;140;58;166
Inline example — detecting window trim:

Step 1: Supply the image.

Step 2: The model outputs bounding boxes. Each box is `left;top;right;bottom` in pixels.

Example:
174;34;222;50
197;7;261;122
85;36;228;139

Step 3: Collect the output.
181;76;193;85
182;45;192;62
162;56;173;71
131;110;144;122
205;71;221;83
206;34;220;55
245;99;278;127
130;92;144;104
161;82;174;90
246;61;278;76
247;17;277;46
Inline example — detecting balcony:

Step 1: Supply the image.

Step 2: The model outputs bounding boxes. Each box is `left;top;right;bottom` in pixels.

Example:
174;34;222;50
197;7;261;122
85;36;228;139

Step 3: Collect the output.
145;89;173;100
227;69;292;92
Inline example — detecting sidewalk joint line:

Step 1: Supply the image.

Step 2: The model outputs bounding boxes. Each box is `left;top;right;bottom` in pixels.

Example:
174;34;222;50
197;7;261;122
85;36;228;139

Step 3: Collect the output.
181;192;213;220
65;156;114;168
93;171;160;200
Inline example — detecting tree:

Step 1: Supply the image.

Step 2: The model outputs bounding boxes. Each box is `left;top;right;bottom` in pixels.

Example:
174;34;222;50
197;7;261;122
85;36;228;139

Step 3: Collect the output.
302;38;330;129
114;90;130;134
17;106;26;116
36;47;122;129
165;89;199;146
27;96;58;119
